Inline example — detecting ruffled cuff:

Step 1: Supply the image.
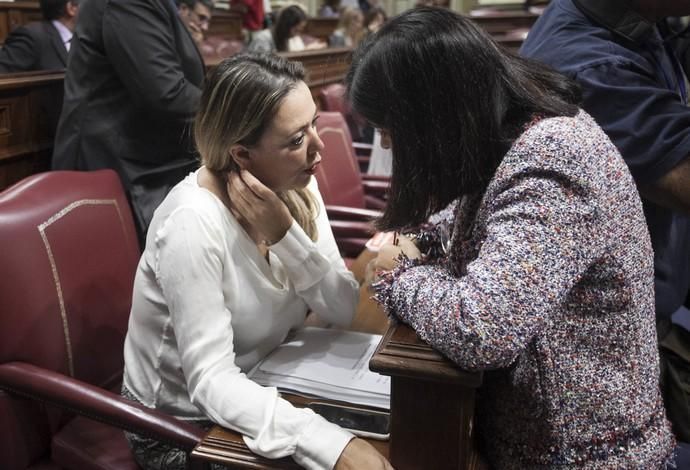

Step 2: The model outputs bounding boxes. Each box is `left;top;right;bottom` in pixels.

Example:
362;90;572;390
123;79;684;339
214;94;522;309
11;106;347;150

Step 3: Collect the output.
371;253;423;321
402;222;451;263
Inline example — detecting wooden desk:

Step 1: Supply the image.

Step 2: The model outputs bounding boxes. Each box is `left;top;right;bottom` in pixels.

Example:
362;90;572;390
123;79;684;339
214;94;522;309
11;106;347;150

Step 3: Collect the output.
0;1;42;44
0;49;351;192
0;71;63;190
304;18;339;44
281;47;351;99
469;9;540;35
191;249;483;469
207;9;244;41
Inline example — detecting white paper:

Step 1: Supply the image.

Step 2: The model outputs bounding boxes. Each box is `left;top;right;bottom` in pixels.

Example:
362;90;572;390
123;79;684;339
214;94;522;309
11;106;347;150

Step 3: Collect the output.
248;327;390;409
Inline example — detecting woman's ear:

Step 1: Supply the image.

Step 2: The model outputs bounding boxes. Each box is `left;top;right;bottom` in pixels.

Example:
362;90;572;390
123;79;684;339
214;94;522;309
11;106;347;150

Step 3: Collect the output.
229;144;251;170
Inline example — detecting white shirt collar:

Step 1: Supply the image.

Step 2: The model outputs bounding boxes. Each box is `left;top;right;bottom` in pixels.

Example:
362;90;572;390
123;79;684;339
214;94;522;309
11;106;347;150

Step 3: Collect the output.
51;20;73;51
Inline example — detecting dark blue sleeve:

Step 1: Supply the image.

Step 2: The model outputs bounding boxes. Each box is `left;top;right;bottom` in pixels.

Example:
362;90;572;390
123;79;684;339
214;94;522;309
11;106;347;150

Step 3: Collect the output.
574;61;690;185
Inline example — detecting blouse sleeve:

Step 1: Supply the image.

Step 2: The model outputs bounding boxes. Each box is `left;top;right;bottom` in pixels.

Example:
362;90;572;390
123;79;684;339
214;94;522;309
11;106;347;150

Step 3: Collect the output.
270;178;359;327
374;163;605;370
154;205;353;470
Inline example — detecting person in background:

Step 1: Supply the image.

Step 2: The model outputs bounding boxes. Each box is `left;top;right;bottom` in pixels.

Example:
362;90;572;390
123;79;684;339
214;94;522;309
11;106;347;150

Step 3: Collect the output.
328;7;364;48
0;0;79;73
52;0;205;245
520;0;690;445
319;0;341;18
248;5;325;53
122;52;392;470
349;7;678;467
363;7;387;35
232;0;265;43
176;0;213;46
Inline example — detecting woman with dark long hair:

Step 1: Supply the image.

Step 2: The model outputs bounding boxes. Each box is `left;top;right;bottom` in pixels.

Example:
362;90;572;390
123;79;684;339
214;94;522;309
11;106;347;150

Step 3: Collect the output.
348;7;676;468
248;5;325;53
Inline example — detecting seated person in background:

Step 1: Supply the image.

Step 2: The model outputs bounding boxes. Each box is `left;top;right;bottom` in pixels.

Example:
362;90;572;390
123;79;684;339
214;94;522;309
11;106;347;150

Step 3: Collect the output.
176;0;213;46
319;0;341;18
349;7;678;468
329;7;364;48
0;0;79;73
248;5;325;53
122;53;392;470
364;7;387;35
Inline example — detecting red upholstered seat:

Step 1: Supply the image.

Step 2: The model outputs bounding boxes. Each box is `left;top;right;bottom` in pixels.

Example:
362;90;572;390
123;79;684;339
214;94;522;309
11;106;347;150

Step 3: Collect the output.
0;170;206;470
315;112;390;258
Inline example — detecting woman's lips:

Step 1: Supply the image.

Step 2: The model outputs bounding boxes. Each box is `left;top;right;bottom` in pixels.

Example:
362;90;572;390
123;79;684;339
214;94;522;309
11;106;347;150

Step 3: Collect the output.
305;161;321;175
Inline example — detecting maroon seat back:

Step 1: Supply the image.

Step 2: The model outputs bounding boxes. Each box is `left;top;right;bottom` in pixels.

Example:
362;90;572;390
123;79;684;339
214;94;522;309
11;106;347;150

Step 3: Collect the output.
0;170;140;469
315;111;367;209
318;83;367;142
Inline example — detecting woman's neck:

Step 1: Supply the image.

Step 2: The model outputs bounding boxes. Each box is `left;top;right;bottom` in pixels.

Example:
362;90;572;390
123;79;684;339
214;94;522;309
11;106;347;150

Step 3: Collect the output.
198;167;266;247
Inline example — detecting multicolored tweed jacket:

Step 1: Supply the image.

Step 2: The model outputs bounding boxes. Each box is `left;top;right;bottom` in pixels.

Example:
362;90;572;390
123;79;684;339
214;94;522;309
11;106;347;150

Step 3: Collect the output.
374;111;675;468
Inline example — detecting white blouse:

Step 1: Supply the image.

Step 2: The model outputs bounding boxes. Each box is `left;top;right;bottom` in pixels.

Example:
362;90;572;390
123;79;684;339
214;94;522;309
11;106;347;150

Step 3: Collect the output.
123;169;359;469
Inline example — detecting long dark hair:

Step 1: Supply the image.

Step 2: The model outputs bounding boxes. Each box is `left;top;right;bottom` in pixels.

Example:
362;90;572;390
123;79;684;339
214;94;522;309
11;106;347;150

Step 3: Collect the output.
346;7;581;230
273;5;307;52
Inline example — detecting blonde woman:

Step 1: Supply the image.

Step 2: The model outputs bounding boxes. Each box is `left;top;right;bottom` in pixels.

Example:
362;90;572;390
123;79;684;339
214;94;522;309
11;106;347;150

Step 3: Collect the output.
122;53;392;470
328;7;365;48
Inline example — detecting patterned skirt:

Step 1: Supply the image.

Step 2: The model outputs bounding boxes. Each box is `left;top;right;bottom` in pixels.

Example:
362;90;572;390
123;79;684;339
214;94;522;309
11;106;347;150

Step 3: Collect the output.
121;385;229;470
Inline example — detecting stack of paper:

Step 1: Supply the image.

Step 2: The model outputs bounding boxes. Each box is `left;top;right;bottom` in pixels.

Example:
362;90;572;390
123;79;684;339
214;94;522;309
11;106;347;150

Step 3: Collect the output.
247;327;390;410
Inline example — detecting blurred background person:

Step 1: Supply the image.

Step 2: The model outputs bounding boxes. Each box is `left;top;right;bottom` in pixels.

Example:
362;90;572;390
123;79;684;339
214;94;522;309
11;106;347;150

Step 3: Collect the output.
231;0;265;44
248;5;325;53
0;0;79;73
319;0;341;18
52;0;205;244
176;0;213;46
329;7;364;48
364;6;387;35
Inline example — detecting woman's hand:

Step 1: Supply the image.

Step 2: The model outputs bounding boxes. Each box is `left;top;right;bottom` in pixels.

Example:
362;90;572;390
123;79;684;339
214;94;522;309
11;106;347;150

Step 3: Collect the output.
227;170;293;244
365;235;422;285
375;235;422;272
335;438;394;470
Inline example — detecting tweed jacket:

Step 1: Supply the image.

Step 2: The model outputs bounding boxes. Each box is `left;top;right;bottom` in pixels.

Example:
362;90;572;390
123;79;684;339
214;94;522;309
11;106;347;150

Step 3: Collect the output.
374;110;675;468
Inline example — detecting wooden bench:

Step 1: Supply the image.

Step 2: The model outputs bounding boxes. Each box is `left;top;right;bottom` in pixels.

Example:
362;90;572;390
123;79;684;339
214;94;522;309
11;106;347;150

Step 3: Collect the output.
0;47;353;191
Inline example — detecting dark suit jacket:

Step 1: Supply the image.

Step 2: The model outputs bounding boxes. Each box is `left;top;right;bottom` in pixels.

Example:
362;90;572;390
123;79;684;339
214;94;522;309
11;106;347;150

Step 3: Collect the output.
52;0;205;238
0;21;68;73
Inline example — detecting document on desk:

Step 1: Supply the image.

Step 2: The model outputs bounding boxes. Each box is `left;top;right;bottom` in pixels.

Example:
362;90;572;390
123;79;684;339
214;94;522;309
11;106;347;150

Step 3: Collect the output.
247;327;391;410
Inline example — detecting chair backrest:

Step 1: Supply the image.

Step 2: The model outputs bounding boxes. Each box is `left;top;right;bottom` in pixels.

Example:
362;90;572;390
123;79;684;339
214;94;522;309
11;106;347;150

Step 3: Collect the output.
0;170;140;467
318;83;365;142
315;111;367;209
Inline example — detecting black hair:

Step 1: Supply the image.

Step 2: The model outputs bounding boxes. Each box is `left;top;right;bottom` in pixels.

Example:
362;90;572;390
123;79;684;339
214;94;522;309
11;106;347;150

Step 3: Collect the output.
346;7;581;230
175;0;214;11
273;5;307;52
40;0;77;21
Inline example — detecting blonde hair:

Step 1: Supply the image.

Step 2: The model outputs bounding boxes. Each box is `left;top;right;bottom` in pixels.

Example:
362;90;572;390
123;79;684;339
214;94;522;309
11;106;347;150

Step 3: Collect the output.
195;54;319;240
337;7;365;45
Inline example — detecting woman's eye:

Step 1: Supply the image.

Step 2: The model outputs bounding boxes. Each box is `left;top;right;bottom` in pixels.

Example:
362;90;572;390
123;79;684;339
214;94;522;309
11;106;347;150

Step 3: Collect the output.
291;134;305;146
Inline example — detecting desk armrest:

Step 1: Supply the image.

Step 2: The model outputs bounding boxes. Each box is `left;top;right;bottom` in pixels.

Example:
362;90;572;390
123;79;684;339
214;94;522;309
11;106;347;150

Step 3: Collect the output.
0;361;205;450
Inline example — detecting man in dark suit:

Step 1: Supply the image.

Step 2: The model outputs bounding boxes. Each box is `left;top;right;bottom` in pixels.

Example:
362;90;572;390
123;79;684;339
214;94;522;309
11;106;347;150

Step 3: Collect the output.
52;0;206;244
0;0;79;73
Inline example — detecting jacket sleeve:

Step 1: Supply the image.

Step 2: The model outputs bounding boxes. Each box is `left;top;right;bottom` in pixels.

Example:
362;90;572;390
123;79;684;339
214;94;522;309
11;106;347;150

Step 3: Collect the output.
0;27;38;73
101;0;201;117
374;154;604;370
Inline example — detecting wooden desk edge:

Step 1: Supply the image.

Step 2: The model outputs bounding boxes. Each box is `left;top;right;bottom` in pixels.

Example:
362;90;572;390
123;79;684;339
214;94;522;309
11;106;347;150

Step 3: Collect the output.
370;322;483;388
